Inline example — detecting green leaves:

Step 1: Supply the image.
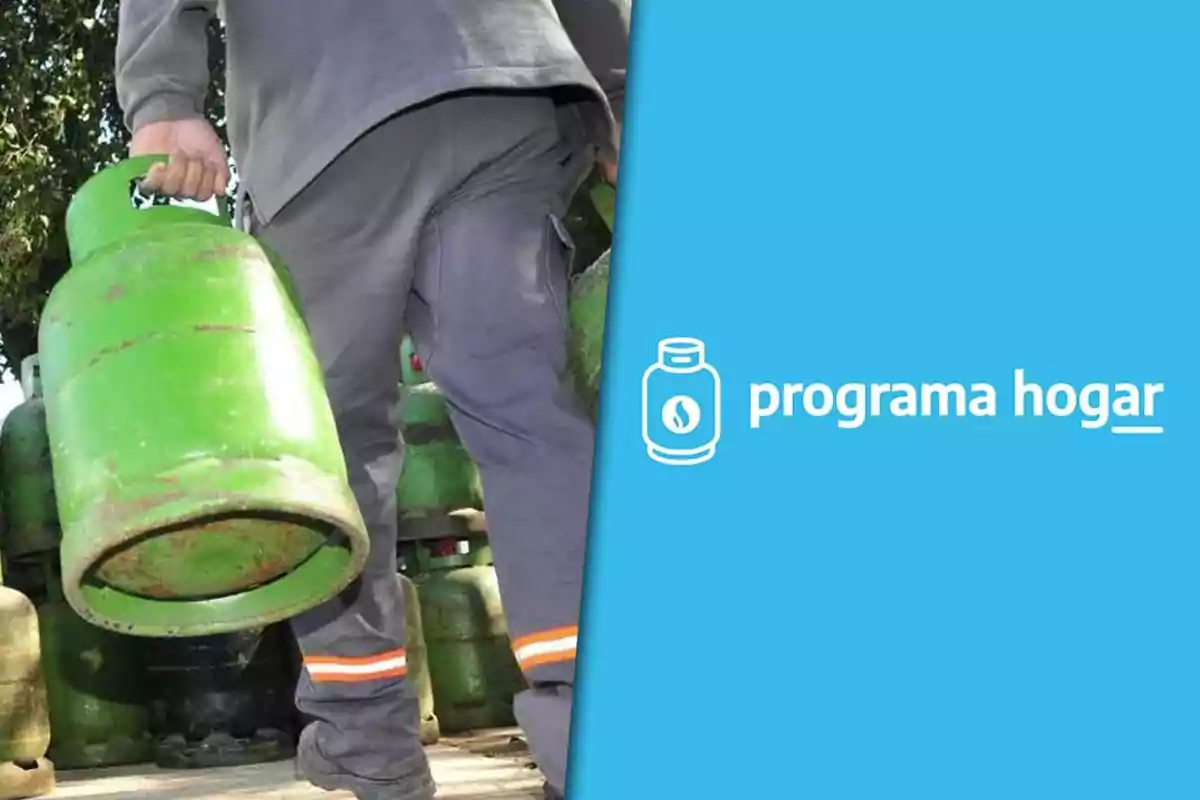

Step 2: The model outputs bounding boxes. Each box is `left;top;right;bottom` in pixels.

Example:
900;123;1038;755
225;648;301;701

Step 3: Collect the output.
0;1;228;374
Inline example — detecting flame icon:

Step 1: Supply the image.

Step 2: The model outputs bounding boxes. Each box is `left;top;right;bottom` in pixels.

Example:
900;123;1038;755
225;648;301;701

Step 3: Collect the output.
662;395;702;435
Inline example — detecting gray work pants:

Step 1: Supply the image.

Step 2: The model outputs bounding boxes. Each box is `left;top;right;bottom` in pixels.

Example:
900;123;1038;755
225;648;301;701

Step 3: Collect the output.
251;92;595;800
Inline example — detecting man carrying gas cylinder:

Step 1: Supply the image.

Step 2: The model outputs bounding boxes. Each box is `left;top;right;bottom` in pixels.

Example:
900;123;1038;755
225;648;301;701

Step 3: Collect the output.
114;2;628;798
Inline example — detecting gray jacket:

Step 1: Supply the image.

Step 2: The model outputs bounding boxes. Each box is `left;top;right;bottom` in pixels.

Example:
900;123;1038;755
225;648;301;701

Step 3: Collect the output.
116;0;629;224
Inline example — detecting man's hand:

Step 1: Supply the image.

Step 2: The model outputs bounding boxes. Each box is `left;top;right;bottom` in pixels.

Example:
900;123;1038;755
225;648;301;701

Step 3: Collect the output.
601;158;618;185
130;118;230;201
600;121;621;184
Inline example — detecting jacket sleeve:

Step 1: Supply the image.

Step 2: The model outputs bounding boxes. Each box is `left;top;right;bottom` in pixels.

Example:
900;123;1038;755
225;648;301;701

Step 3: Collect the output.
116;0;218;133
552;0;631;124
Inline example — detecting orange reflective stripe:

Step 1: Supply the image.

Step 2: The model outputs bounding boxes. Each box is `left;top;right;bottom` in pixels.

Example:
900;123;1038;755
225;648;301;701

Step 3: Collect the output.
304;648;407;682
512;625;578;672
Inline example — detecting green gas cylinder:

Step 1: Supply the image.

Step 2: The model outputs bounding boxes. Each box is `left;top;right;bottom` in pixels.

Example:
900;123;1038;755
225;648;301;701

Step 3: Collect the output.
38;155;369;637
566;183;614;416
589;182;616;233
411;536;526;733
567;249;610;417
0;584;54;799
33;557;152;770
146;624;298;769
396;377;484;540
398;572;439;744
0;356;60;562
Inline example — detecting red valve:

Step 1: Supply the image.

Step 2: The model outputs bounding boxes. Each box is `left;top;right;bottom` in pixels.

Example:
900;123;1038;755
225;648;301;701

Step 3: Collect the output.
429;539;457;558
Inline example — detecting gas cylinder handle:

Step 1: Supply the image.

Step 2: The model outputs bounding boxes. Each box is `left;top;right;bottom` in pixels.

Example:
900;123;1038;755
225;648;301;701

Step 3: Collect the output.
113;154;230;219
66;155;235;270
129;172;230;220
20;354;41;401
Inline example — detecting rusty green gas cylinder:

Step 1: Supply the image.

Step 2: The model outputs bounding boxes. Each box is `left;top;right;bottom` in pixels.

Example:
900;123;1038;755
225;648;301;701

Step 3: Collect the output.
0;584;55;799
34;557;152;770
39;155;369;637
399;573;439;745
396;381;483;540
146;624;298;769
413;538;526;733
0;356;60;561
567;249;610;416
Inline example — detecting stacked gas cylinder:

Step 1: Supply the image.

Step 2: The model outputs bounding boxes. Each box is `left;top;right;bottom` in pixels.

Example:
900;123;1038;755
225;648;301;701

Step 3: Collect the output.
0;357;56;798
0;355;302;797
0;580;53;799
395;342;525;740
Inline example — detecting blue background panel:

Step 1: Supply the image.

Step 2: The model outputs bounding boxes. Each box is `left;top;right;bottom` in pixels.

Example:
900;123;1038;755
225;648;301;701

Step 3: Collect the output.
572;2;1198;799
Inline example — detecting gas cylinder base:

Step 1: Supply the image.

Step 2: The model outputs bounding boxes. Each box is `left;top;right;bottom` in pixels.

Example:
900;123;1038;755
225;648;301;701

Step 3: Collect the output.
0;759;55;800
153;729;295;770
0;529;59;565
48;737;152;772
61;457;370;637
419;715;441;746
398;511;474;542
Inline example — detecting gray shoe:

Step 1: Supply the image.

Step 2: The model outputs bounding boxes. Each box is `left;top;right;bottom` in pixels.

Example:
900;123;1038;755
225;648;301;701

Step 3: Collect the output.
295;723;437;800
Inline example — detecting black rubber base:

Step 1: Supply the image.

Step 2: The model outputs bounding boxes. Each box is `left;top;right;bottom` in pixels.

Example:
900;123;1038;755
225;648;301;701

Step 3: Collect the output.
153;728;295;770
419;714;441;746
397;512;473;542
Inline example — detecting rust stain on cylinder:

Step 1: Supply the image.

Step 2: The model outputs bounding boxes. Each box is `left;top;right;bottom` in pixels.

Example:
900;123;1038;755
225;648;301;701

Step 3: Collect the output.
193;324;255;334
85;334;164;369
191;243;258;263
83;325;255;370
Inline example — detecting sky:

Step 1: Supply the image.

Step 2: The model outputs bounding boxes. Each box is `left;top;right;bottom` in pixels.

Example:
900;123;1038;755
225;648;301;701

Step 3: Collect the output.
0;371;24;422
0;336;29;422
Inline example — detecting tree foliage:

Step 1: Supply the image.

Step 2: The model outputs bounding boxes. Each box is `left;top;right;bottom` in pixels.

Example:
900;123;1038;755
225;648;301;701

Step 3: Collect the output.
0;0;226;375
